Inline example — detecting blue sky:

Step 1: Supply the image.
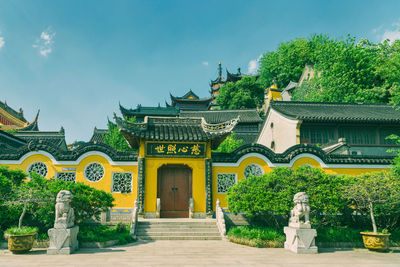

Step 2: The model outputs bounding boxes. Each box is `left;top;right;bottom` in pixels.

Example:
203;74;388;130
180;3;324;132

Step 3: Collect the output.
1;0;400;143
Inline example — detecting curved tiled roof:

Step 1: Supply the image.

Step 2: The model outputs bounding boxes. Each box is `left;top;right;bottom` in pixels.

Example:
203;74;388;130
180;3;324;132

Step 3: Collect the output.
271;101;400;123
180;109;262;123
115;115;238;149
120;104;180;118
14;128;68;151
0;101;27;123
212;143;395;165
0;140;137;161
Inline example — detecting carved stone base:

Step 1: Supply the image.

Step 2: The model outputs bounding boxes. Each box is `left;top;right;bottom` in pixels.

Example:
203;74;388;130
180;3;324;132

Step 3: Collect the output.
289;222;311;229
284;227;317;254
47;226;79;255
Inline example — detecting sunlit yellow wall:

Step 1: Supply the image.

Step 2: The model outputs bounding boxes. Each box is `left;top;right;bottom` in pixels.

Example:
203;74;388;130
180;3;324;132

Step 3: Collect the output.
211;155;391;209
1;151;391;212
2;153;137;209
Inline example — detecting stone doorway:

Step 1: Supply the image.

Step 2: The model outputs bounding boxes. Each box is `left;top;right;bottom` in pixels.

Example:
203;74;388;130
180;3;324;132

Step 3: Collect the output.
157;165;192;218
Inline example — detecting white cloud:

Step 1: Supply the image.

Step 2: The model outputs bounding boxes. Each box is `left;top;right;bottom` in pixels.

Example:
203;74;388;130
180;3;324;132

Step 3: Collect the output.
202;61;209;66
381;30;400;44
247;55;262;74
0;32;4;50
373;20;400;44
0;37;4;49
33;27;55;56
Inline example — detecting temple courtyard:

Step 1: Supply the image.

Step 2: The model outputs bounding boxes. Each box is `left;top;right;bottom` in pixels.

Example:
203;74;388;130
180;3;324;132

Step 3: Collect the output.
1;240;399;267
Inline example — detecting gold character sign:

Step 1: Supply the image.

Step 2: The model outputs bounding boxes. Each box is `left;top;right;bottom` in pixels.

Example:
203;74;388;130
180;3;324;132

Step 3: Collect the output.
146;142;206;157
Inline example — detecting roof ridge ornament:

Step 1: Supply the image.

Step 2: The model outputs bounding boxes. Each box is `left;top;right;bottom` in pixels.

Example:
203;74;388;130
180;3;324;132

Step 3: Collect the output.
201;116;239;134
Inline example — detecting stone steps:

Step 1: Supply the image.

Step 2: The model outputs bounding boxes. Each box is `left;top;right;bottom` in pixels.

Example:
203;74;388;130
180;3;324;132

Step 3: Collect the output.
136;219;222;241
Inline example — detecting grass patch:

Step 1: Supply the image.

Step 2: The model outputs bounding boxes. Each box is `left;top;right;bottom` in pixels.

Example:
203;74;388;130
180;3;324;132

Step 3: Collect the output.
5;226;38;235
78;222;134;245
227;226;285;248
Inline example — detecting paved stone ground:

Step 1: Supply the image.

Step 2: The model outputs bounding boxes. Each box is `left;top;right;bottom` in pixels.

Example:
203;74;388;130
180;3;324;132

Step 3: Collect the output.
0;240;399;267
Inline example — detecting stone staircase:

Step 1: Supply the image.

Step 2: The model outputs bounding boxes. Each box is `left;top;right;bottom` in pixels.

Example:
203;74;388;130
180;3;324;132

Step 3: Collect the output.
136;218;222;240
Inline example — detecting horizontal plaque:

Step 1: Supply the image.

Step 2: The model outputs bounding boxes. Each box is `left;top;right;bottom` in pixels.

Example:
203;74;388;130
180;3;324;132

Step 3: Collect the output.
146;142;206;158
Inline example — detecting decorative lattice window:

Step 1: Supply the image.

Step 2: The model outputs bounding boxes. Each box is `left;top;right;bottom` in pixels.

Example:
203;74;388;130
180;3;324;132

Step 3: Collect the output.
112;172;132;193
56;172;76;182
27;162;47;178
84;162;104;182
217;173;237;194
244;163;263;178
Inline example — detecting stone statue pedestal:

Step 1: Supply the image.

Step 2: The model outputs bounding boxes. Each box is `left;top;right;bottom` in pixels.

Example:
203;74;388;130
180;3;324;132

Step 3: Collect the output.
47;226;79;255
284;227;317;254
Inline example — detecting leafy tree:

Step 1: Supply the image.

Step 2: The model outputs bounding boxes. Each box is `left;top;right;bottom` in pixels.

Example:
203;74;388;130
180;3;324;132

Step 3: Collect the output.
258;37;312;89
343;172;400;234
258;34;400;104
3;173;51;229
1;168;114;234
104;117;136;152
216;76;264;109
213;133;243;153
0;167;26;231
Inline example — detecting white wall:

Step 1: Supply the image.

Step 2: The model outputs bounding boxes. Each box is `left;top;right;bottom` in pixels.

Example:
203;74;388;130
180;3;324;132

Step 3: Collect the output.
257;109;300;153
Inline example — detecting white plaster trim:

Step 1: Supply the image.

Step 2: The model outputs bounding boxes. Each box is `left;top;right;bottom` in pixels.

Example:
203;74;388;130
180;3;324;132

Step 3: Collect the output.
0;151;137;166
213;152;392;169
213;153;274;167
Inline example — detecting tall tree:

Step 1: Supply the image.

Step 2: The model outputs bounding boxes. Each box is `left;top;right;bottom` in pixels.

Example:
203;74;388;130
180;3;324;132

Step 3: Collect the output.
104;117;136;152
216;76;264;109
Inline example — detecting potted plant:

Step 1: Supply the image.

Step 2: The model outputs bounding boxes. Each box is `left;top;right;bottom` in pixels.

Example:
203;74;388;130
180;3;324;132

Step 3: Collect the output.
343;172;400;251
4;173;50;254
4;226;38;254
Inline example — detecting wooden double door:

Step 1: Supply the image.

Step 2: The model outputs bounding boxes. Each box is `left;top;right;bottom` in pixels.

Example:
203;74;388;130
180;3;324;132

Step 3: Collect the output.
157;165;192;218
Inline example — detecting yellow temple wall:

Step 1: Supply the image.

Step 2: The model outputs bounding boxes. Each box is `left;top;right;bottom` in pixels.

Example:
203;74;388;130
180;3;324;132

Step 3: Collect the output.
1;152;137;209
0;150;391;212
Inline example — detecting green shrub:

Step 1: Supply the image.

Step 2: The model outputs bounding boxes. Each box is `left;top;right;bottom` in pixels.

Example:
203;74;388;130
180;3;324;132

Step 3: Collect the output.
22;174;114;233
78;223;134;245
227;166;352;228
316;227;363;243
5;226;38;235
227;226;285;248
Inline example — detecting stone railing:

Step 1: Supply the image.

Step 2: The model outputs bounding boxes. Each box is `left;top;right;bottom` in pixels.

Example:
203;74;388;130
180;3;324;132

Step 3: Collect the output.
130;200;139;237
156;198;161;218
216;199;226;238
189;198;194;218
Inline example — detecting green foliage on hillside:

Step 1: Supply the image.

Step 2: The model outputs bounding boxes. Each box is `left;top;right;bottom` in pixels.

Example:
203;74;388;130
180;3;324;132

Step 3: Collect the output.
258;34;400;104
104;117;136;152
216;76;264;109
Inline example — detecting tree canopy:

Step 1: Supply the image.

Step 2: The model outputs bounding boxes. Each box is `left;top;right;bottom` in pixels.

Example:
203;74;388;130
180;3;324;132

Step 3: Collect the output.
216;76;264;109
104;117;136;152
258;34;400;104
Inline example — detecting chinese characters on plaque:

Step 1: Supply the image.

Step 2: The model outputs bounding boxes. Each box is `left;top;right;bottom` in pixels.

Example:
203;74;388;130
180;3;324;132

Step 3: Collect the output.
146;142;206;157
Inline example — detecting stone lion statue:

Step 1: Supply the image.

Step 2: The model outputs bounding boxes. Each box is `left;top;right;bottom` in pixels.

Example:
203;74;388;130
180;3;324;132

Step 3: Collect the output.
54;190;75;229
289;192;311;229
